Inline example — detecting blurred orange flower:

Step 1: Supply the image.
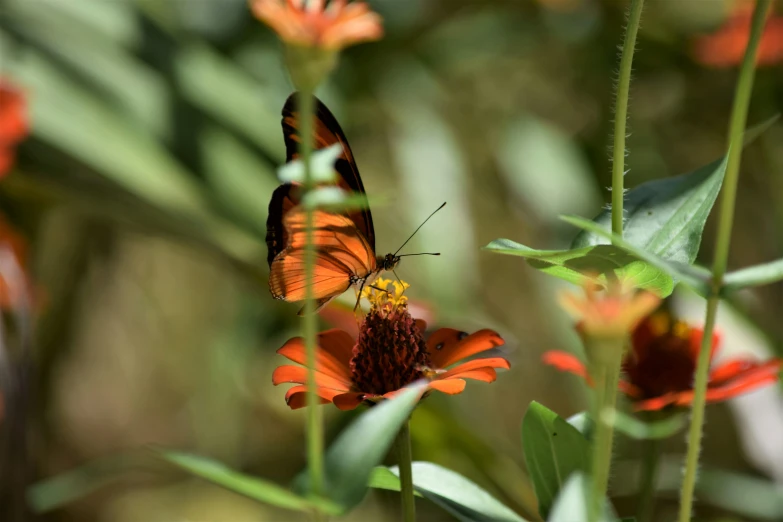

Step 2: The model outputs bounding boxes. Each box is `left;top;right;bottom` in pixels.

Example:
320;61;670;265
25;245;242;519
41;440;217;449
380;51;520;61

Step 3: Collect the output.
273;279;509;410
692;5;783;67
250;0;383;50
0;81;28;177
559;281;660;339
544;312;782;411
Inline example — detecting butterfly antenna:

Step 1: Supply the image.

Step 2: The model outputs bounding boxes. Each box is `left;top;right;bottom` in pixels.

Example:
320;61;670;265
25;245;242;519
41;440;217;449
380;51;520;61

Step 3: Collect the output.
397;253;440;257
394;202;446;256
392;268;405;296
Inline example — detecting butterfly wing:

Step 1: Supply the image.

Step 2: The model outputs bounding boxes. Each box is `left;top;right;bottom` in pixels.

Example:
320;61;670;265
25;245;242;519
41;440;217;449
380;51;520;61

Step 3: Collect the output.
280;93;375;250
269;208;377;304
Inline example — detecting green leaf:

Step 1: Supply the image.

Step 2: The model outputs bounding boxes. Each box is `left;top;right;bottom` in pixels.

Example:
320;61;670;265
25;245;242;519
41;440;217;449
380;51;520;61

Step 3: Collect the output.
571;157;728;267
387;462;528;522
159;451;339;514
547;473;616;522
561;216;712;297
521;401;590;519
297;383;426;512
723;258;783;293
278;144;341;184
601;409;687;440
27;452;143;513
367;467;423;497
483;240;673;297
566;412;592;439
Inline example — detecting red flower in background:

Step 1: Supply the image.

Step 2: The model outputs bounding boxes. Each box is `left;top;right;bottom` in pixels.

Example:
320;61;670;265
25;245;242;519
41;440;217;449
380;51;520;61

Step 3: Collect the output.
0;81;28;177
544;312;782;411
273;279;509;410
692;4;783;67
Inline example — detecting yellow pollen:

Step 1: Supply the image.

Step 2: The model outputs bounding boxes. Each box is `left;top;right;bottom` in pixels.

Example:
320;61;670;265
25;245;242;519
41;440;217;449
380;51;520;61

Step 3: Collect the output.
672;320;690;339
361;277;410;310
648;311;670;336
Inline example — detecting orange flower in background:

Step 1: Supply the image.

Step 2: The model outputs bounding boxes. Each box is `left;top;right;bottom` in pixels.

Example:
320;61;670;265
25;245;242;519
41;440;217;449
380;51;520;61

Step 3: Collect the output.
250;0;383;50
692;5;783;67
544;312;782;411
559;281;660;338
273;279;509;410
0;81;28;177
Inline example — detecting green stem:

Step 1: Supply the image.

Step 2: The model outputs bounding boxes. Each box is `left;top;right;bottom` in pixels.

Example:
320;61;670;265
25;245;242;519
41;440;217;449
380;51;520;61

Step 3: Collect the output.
588;340;623;522
300;89;325;501
678;2;770;521
636;438;661;522
395;421;416;522
611;0;645;238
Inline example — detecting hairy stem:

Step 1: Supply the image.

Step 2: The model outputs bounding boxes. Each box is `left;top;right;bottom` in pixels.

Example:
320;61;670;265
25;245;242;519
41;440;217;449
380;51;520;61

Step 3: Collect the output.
678;2;770;521
395;421;416;522
636;438;661;522
611;0;645;238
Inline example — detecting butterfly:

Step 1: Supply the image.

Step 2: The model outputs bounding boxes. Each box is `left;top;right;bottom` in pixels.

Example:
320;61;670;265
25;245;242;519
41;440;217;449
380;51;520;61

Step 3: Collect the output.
266;93;443;315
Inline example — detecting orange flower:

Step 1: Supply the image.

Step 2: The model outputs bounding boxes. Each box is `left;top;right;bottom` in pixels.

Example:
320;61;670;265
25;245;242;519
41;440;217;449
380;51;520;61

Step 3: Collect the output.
544;312;782;411
559;281;660;339
692;5;783;67
0;81;28;177
250;0;383;50
273;279;509;410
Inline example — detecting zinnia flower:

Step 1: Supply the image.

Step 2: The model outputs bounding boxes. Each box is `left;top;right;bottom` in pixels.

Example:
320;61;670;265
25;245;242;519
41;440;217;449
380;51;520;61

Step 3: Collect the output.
273;279;509;410
250;0;383;50
0;81;28;178
692;4;783;67
544;311;782;411
559;281;660;339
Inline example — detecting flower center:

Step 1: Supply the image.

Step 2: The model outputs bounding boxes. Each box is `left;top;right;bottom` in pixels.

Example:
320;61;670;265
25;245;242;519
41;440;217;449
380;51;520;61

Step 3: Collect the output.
349;279;430;395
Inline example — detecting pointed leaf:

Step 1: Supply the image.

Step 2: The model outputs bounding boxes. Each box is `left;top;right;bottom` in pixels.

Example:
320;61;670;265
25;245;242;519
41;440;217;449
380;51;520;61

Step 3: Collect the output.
160;451;339;514
367;467;423;497
723;258;783;293
387;462;528;522
561;216;712;297
522;401;590;519
483;240;673;297
296;383;427;512
571;157;728;266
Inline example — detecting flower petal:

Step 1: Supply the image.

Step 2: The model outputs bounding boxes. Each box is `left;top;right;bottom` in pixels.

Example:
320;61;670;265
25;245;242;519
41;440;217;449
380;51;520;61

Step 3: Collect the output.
428;378;466;395
333;392;367;410
439;357;509;379
446;368;497;383
541;351;588;380
277;330;353;381
428;329;504;368
705;359;782;402
272;365;352;391
284;385;342;410
633;392;682;411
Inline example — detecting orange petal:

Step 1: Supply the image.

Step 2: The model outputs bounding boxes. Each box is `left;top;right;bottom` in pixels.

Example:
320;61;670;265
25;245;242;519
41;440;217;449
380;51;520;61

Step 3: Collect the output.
445;368;497;383
633;392;681;411
333;392;366;410
541;351;588;380
439;357;509;379
428;329;504;368
428;378;466;395
284;385;342;410
272;365;352;391
278;332;353;381
705;359;782;402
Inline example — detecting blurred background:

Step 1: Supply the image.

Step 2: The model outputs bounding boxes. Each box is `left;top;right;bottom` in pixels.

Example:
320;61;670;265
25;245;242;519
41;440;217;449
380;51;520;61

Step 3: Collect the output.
1;0;783;520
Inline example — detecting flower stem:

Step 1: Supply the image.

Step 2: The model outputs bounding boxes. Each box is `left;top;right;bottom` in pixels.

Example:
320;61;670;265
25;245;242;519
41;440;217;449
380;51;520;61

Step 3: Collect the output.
395;421;416;522
300;89;325;500
611;0;645;238
636;438;661;522
588;339;623;522
678;2;770;521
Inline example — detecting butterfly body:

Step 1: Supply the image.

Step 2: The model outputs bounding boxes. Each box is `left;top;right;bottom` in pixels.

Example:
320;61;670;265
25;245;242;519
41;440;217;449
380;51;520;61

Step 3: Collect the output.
266;93;400;313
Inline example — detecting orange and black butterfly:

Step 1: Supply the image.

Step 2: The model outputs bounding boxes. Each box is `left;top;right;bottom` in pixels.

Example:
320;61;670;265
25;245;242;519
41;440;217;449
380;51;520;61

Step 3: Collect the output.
266;93;442;314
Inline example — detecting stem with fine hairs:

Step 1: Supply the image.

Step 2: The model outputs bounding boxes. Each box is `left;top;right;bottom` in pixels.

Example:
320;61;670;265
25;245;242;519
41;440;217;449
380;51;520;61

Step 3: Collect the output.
678;2;770;521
